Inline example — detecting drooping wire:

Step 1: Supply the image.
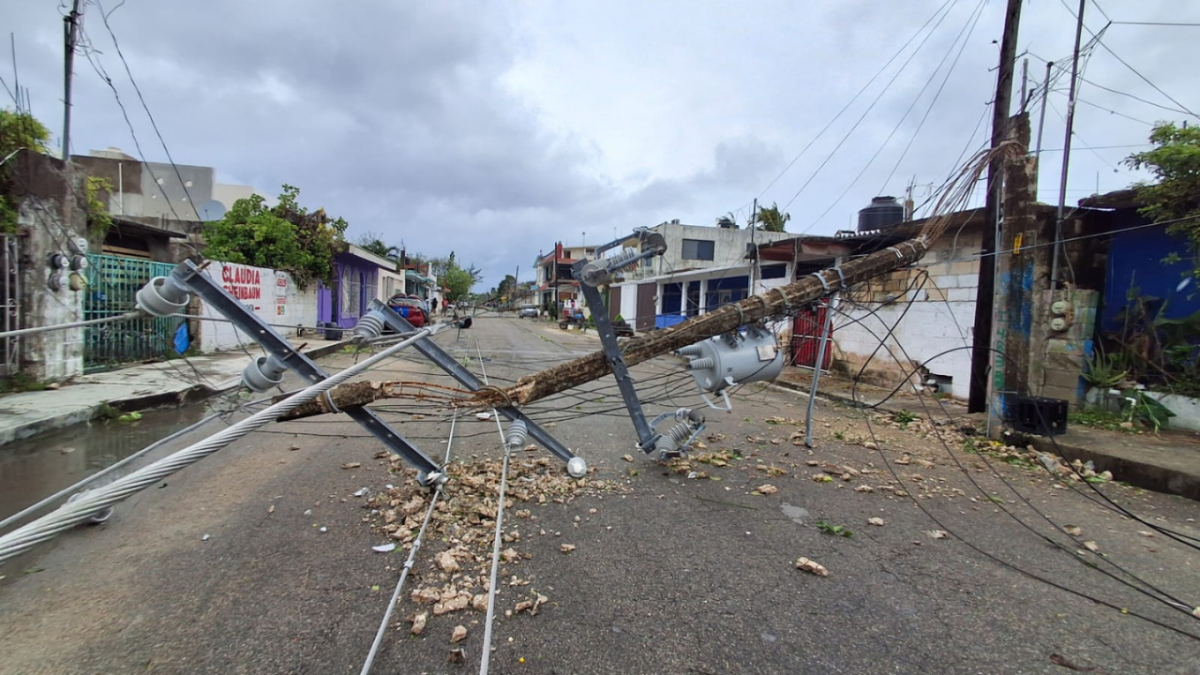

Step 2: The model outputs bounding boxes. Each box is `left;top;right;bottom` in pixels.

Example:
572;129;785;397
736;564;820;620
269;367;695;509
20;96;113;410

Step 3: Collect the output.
358;410;458;675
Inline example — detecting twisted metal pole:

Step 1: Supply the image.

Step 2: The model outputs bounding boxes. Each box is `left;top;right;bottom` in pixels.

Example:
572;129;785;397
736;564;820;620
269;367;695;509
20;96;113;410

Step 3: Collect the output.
0;327;435;564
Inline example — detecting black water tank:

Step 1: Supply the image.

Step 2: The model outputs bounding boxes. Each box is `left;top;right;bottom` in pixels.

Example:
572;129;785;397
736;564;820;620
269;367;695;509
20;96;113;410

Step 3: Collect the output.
857;196;904;232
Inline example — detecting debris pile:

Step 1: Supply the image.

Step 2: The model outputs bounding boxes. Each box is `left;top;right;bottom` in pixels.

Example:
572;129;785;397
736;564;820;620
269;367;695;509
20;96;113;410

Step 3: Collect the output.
366;455;625;630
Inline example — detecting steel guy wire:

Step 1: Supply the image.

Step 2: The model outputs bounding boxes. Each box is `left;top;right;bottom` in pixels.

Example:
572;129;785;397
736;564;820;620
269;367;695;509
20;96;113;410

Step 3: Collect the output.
477;335;513;675
0;326;437;564
359;409;458;675
1;406;226;531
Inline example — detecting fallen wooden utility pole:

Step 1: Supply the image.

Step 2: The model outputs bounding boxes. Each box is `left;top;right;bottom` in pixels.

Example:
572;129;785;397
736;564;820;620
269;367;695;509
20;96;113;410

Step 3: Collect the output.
282;237;926;419
279;143;1021;421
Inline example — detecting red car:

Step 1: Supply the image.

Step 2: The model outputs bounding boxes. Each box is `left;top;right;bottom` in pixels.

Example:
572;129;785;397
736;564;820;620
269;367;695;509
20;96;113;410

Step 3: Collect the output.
387;293;428;327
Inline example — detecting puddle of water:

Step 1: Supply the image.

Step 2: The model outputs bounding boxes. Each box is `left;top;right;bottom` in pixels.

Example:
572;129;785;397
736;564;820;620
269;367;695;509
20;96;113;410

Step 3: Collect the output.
780;502;810;525
0;405;212;526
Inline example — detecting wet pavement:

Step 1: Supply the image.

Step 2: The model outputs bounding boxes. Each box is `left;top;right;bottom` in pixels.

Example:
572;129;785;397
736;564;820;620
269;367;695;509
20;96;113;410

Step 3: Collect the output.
1;316;1199;674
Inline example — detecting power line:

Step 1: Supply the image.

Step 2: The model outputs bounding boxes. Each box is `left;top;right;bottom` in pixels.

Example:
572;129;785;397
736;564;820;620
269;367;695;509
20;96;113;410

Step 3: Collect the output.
754;0;959;201
777;0;963;214
874;0;987;194
92;0;204;222
1110;21;1200;27
1056;0;1200;120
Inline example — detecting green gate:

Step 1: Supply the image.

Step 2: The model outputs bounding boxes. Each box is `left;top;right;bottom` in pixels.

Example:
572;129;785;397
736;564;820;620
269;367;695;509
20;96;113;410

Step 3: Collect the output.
83;255;181;373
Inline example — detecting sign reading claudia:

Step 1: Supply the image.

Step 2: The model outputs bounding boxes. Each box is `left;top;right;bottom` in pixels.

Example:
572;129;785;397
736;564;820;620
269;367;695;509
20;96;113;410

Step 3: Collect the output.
221;265;263;300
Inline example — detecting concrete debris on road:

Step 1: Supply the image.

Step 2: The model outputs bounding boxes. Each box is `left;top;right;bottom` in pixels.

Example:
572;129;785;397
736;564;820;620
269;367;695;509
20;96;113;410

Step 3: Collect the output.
410;612;428;635
450;624;467;643
795;557;829;577
560;544;576;553
868;517;885;526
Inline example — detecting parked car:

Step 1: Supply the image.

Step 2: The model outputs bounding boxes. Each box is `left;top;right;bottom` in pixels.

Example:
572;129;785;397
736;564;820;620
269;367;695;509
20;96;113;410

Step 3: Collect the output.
518;304;539;318
387;293;428;327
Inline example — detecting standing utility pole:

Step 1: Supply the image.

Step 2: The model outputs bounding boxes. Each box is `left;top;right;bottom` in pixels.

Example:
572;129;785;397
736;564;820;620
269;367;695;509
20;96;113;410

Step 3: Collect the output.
1050;0;1087;288
1033;60;1054;165
968;0;1023;414
749;198;758;295
62;0;82;160
1020;58;1029;112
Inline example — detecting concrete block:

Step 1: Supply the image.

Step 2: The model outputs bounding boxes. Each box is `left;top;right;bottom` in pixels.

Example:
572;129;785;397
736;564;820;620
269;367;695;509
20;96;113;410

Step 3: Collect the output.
954;274;977;289
947;288;975;303
949;261;977;275
1043;368;1082;392
932;274;957;289
1040;385;1079;404
1046;338;1085;358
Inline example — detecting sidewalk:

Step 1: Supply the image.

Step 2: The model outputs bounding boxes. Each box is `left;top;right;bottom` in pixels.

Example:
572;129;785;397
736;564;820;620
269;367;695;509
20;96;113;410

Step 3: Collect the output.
775;366;1200;501
0;338;351;446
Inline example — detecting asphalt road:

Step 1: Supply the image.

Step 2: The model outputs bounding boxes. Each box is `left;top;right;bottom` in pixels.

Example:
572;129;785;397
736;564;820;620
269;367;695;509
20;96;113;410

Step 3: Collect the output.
1;314;1198;675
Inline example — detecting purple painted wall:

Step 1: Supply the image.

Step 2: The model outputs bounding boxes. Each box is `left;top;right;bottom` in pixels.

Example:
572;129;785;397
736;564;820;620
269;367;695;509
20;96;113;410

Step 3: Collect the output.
332;253;383;329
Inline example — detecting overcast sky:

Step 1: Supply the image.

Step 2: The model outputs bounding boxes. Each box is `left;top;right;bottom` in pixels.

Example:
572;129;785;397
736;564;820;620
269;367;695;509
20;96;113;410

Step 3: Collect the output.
5;0;1199;288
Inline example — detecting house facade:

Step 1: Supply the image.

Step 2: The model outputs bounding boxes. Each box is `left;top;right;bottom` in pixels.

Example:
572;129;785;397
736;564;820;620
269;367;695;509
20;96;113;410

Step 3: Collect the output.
318;244;397;329
533;243;595;314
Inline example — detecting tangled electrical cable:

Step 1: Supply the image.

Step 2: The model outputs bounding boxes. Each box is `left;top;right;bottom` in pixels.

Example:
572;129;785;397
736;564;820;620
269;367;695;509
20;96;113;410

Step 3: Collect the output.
818;263;1200;637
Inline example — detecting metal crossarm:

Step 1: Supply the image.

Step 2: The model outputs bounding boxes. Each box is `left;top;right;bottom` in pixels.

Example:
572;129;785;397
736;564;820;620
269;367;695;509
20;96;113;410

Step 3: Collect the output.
364;299;585;475
170;261;444;484
575;277;659;452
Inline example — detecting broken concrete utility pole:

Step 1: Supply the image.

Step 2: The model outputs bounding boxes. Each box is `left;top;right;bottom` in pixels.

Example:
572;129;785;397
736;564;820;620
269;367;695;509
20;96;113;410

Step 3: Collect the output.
281;143;1021;420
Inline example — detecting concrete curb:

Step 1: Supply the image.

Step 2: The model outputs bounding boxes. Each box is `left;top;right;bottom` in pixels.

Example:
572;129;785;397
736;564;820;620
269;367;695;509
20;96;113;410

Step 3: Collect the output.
0;340;356;446
772;378;1200;502
1010;430;1200;502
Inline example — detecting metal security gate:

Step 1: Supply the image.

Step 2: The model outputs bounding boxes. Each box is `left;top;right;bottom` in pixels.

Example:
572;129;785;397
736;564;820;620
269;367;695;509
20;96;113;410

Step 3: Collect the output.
84;254;179;372
0;235;20;376
792;299;833;370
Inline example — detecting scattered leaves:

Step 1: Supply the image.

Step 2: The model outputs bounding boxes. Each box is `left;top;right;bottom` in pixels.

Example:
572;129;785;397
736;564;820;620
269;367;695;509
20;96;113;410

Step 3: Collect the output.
1063;525;1082;537
755;484;778;496
816;521;853;537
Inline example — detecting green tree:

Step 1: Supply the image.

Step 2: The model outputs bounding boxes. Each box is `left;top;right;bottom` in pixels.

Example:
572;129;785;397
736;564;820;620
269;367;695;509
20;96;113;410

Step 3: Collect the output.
203;184;345;288
0;108;52;233
1126;122;1200;279
441;262;477;302
355;231;401;263
753;202;790;232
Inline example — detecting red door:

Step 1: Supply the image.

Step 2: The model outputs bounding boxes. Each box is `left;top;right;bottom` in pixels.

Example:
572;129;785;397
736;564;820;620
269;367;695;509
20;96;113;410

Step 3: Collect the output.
792;299;833;369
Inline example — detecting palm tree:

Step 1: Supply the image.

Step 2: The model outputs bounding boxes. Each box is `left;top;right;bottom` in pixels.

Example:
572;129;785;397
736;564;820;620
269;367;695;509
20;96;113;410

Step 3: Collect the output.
716;212;739;229
754;202;791;232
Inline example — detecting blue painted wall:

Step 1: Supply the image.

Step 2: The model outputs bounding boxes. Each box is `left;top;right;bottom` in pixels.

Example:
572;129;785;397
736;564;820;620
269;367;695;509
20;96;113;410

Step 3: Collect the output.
1102;224;1199;330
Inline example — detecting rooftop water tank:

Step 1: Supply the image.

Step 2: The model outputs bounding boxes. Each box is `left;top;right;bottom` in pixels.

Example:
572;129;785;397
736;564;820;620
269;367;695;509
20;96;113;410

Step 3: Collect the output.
857;196;904;232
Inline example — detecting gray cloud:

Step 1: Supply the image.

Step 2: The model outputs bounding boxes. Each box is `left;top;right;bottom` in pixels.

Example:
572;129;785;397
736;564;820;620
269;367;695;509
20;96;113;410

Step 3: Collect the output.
4;0;1199;289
